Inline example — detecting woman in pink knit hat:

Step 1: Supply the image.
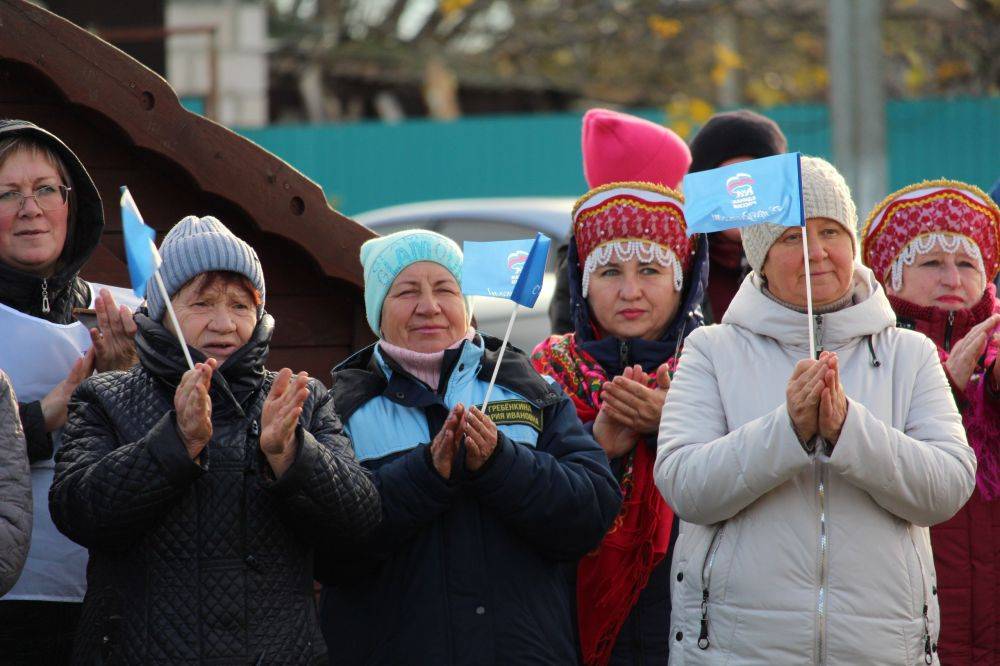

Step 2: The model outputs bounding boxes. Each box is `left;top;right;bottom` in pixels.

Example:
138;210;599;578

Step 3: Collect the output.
548;109;691;335
533;173;707;665
863;180;1000;666
537;109;703;665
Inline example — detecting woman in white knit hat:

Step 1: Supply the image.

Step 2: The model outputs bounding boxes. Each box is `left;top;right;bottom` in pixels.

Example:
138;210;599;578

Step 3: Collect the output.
655;156;975;665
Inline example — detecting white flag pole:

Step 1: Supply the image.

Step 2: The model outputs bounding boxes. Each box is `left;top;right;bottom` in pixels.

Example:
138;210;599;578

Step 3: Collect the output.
801;229;816;360
467;296;477;325
154;270;195;370
480;304;518;412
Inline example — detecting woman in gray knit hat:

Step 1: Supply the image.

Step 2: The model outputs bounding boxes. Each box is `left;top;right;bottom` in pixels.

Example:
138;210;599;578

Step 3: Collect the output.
50;215;380;665
655;157;975;664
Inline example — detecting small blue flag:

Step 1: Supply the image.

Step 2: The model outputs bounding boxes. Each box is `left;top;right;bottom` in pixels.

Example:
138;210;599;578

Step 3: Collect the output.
681;152;805;235
462;233;551;308
120;187;162;298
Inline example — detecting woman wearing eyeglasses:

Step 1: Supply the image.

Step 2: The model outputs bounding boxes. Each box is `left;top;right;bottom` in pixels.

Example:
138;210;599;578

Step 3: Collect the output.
0;119;138;664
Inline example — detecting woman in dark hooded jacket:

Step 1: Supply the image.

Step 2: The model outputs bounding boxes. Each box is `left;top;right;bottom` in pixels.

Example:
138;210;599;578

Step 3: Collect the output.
687;109;787;324
0;119;138;662
532;182;708;665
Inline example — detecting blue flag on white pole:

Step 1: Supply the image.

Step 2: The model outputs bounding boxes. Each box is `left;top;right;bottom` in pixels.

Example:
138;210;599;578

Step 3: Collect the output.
120;186;162;298
462;233;551;410
120;187;195;369
681;152;805;235
684;152;819;358
462;233;551;308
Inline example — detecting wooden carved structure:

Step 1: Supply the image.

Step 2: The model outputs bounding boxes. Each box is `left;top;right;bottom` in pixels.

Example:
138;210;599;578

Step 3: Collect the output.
0;0;376;380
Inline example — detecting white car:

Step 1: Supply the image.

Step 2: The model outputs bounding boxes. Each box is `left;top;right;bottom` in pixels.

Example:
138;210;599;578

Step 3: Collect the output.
353;197;575;352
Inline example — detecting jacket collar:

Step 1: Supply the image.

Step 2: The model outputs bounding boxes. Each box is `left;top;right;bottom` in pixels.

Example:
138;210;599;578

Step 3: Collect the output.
890;283;998;351
333;333;561;423
564;230;710;376
723;264;896;353
134;311;273;416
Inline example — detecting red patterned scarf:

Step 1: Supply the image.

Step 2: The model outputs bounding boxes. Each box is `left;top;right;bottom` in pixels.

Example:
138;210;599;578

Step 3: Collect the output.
531;333;674;666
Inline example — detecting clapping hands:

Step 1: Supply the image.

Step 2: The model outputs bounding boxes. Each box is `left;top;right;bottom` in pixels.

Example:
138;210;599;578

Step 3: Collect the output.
945;314;1000;391
90;288;138;372
428;402;500;479
260;368;311;477
593;363;671;459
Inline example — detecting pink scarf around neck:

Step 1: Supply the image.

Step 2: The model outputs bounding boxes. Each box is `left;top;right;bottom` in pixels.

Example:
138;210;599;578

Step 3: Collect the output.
378;327;475;391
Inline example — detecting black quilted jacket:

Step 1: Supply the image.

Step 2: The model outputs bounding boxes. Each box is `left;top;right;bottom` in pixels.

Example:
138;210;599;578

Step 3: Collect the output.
50;314;380;665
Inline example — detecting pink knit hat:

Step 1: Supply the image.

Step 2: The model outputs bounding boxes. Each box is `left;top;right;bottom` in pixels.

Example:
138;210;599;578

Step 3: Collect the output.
582;109;691;189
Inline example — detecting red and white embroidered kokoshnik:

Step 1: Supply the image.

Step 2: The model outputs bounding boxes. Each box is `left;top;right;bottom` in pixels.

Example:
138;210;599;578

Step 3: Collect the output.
572;182;695;296
862;180;1000;290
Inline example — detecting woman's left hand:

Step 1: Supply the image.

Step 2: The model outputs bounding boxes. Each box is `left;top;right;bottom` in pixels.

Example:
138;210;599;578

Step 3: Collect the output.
464;406;499;472
818;352;848;447
946;314;1000;391
260;368;310;477
600;364;670;435
90;288;138;372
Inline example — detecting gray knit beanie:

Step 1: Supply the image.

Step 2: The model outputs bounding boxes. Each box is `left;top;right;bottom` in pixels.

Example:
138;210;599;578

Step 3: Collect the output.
145;215;265;321
740;156;858;275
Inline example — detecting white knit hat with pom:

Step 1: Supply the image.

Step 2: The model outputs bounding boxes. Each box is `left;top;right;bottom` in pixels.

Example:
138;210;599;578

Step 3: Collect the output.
740;156;857;275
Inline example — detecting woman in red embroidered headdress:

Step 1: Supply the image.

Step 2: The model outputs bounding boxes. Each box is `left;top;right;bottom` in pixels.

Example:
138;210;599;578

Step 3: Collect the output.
531;182;707;665
862;179;1000;666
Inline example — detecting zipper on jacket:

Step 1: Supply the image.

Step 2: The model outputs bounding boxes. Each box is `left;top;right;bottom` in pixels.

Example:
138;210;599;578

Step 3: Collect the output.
908;532;934;664
619;339;631;372
813;314;825;358
814;462;829;665
698;524;726;650
921;604;933;664
943;310;955;352
41;277;50;313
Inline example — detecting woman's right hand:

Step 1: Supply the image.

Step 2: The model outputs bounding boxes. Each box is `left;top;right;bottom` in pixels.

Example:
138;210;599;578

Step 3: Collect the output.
430;403;465;479
174;359;217;460
785;355;830;444
945;313;1000;391
600;364;671;435
40;347;96;432
593;404;638;459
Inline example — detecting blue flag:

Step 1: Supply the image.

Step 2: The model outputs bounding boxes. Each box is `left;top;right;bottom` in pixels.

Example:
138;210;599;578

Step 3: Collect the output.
120;187;162;298
681;152;805;235
462;233;551;308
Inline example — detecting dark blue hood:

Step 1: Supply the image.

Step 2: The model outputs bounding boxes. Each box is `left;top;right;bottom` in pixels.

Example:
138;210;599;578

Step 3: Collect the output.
566;234;709;377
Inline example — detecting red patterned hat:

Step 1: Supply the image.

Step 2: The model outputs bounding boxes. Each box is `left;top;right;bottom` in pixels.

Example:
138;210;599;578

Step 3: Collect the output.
862;180;1000;291
571;182;694;296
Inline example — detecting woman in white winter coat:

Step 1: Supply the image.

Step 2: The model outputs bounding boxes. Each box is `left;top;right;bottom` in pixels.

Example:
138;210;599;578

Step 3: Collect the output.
655;156;976;666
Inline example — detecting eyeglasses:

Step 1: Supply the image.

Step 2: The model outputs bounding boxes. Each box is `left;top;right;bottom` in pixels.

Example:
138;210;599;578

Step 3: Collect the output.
0;184;71;215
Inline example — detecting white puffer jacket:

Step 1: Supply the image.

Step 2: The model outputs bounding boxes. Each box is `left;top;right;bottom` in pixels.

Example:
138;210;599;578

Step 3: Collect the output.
655;265;975;666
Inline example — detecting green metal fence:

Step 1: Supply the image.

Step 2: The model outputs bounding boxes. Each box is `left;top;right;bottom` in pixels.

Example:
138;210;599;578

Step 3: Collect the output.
238;96;998;217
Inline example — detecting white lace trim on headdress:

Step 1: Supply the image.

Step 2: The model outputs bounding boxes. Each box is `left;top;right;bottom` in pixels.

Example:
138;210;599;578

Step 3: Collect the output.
581;240;683;297
889;232;986;292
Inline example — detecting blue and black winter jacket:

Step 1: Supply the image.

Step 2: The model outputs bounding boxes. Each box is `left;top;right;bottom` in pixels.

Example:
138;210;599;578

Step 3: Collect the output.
317;334;621;665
